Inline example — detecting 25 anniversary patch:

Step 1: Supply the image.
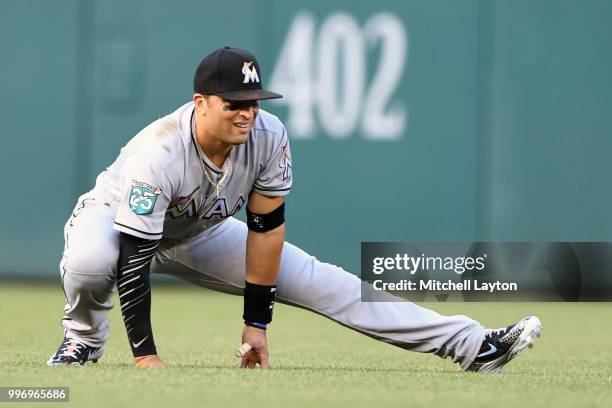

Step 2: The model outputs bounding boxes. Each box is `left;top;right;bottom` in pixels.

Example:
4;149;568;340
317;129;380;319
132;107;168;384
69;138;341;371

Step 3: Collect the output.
129;181;161;215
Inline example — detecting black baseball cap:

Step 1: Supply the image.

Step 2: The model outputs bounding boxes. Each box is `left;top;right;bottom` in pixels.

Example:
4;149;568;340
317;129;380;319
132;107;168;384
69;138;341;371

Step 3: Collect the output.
193;47;283;101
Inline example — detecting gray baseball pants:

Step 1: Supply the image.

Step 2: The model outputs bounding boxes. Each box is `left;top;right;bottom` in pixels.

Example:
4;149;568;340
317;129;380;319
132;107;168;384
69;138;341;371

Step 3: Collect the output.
59;196;485;369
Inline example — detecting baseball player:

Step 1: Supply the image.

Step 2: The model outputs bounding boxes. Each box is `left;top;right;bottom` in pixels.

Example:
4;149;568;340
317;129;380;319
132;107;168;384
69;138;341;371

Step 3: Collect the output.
47;47;541;372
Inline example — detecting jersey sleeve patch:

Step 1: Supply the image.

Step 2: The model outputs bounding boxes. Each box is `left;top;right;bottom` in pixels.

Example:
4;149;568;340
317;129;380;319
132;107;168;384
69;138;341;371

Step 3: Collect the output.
114;153;171;239
129;181;162;215
279;142;292;183
254;128;293;197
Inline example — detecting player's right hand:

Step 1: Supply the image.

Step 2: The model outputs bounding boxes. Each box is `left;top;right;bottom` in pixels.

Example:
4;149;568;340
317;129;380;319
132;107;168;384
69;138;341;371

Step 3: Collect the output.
134;354;166;368
237;325;270;368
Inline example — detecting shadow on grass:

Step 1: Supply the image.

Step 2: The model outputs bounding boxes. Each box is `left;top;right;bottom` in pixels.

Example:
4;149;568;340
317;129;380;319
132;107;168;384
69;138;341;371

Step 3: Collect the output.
159;362;461;374
8;358;468;375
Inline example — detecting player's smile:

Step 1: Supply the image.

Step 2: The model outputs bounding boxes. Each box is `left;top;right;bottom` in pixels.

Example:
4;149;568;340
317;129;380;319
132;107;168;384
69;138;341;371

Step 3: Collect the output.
233;120;252;134
226;102;258;138
233;124;250;135
229;116;254;138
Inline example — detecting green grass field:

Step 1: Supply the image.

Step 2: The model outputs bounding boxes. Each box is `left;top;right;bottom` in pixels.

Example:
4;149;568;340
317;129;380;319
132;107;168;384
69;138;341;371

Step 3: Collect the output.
1;283;611;408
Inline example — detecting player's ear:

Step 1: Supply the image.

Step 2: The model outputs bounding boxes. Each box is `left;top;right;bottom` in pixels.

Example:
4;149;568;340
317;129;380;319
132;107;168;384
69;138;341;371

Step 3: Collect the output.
193;93;208;116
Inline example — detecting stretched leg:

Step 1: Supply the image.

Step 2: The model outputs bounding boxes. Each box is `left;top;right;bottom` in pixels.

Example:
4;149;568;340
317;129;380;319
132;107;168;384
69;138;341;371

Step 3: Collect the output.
153;217;485;369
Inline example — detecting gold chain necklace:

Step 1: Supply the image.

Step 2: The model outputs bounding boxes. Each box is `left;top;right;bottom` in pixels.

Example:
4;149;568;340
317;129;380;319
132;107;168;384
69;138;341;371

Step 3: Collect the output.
191;110;234;198
194;141;234;198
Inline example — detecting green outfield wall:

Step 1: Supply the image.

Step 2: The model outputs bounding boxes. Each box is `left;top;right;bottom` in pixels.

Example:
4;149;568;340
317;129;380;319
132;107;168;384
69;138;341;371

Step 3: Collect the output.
1;0;611;277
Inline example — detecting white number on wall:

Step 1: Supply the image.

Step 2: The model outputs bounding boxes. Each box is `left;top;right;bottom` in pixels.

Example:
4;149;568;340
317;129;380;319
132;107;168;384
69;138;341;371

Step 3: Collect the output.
269;11;408;141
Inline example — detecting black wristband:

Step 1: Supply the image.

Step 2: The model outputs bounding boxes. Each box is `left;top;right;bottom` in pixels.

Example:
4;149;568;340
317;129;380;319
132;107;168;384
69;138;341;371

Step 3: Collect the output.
246;202;285;232
243;281;277;324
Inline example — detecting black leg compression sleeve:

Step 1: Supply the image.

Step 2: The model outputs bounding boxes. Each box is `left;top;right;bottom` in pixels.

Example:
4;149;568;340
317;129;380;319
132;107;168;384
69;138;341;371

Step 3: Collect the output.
117;232;160;357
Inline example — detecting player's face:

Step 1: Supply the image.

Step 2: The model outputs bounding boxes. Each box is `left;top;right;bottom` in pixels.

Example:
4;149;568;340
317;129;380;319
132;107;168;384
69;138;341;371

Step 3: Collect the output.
202;95;260;145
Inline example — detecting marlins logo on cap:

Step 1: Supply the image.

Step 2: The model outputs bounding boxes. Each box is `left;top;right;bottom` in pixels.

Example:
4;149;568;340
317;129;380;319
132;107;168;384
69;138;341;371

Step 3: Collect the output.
242;61;259;84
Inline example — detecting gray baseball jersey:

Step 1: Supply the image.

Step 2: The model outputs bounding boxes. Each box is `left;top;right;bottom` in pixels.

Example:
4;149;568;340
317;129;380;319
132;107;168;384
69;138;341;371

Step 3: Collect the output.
91;101;292;242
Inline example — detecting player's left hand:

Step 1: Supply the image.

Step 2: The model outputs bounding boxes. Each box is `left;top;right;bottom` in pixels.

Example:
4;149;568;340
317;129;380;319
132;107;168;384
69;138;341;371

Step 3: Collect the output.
236;325;269;368
134;354;166;368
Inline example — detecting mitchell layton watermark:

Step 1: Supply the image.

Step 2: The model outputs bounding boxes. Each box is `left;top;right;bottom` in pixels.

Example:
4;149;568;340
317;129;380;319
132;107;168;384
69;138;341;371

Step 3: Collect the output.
372;279;517;292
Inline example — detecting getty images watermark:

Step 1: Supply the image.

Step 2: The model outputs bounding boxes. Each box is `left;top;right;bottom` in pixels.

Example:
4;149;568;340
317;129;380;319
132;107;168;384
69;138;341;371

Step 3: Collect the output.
370;252;517;293
360;242;612;302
